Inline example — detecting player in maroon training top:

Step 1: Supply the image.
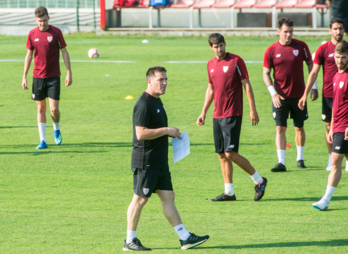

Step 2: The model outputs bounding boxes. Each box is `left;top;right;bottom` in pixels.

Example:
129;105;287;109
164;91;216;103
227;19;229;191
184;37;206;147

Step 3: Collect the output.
196;33;268;202
263;18;313;172
313;42;348;211
299;18;348;171
22;6;72;149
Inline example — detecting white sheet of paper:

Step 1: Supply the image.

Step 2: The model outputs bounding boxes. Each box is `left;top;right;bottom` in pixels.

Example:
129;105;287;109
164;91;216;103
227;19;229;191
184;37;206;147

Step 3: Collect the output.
171;130;190;163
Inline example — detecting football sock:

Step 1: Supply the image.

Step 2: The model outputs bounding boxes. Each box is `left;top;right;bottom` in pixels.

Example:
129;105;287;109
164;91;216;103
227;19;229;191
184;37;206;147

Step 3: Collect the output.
251;171;263;185
126;230;136;244
322;185;336;202
345;160;348;171
277;150;285;165
296;146;304;161
328;153;331;165
173;224;190;241
38;123;46;142
53;121;60;131
224;183;234;195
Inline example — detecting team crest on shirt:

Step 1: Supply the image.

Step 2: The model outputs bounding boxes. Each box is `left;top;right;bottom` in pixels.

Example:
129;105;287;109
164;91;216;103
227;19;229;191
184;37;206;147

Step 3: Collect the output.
293;50;299;56
47;36;53;42
143;188;149;195
329;53;334;57
322;114;326;120
339;81;345;89
223;66;229;73
34;38;39;42
211;69;214;73
273;112;276;118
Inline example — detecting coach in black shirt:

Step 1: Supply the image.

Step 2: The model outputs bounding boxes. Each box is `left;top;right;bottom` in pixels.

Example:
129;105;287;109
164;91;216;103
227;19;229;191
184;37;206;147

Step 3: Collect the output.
123;66;209;251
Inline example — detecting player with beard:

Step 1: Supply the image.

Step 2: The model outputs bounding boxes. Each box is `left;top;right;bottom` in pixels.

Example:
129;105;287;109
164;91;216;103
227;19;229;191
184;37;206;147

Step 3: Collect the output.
313;42;348;211
263;18;313;172
299;18;348;171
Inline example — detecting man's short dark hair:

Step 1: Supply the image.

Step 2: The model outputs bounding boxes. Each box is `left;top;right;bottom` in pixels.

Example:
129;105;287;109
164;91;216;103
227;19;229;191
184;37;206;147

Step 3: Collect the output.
35;6;48;17
278;18;293;29
330;17;345;29
335;42;348;55
146;66;166;80
208;33;225;47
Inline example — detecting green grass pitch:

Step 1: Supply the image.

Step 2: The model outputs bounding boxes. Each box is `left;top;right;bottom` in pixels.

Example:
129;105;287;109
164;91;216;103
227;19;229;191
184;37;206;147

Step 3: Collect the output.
0;33;348;253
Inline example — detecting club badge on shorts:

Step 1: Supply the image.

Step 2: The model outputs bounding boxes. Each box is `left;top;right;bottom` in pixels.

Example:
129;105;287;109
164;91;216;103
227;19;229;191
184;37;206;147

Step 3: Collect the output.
273;112;276;119
47;36;53;42
32;94;35;99
322;114;326;120
293;50;299;56
143;188;149;195
223;66;228;73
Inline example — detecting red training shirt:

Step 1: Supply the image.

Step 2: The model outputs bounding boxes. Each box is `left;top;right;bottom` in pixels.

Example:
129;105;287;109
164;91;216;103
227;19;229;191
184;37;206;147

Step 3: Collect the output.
207;53;249;118
264;39;311;98
332;68;348;133
314;40;348;98
26;25;67;79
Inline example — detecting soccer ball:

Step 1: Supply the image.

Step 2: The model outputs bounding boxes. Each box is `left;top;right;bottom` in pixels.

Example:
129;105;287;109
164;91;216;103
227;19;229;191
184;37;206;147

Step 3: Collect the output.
88;48;99;58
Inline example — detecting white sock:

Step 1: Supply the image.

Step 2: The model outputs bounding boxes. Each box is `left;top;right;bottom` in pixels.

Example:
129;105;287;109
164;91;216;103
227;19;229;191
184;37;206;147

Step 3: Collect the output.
277;150;285;165
53;121;60;131
173;224;190;241
224;183;234;195
296;146;304;161
345;160;348;171
251;171;263;185
328;154;331;166
38;123;46;142
126;230;136;244
322;185;336;202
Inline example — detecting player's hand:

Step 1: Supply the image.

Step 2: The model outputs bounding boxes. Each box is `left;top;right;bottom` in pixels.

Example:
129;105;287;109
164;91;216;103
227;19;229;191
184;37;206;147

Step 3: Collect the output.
22;77;28;90
310;89;318;101
298;95;307;110
272;94;284;108
167;127;182;139
345;128;348;140
328;129;334;144
250;110;259;126
65;72;72;87
196;113;206;126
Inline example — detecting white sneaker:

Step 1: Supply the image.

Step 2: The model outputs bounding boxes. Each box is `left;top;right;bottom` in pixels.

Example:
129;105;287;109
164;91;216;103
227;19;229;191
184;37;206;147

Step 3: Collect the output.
312;199;329;211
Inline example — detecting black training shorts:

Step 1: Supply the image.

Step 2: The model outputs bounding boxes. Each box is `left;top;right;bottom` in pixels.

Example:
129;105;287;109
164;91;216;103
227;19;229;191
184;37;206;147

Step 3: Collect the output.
332;132;348;154
32;76;60;101
322;96;333;123
133;167;173;198
272;98;308;128
213;116;242;153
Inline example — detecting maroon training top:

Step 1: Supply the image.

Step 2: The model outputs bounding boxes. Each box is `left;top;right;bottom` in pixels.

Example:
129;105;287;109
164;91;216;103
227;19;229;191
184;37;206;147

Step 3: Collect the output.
314;40;348;98
332;68;348;133
264;39;311;98
26;25;67;79
207;53;249;118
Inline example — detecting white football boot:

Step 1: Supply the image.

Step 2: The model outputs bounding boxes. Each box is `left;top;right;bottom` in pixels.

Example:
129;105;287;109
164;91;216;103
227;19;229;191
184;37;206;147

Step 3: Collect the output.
312;199;329;211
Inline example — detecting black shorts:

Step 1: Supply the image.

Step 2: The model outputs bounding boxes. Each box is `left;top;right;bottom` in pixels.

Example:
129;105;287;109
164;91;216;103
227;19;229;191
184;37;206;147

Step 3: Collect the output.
272;98;308;128
133;167;173;198
213;116;242;153
32;76;60;101
322;96;333;123
332;132;348;154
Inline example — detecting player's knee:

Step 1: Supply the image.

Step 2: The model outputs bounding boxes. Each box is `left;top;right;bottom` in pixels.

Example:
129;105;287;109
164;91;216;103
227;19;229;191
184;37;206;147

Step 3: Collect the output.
37;105;46;114
225;151;238;162
276;126;287;134
50;108;60;116
217;152;227;160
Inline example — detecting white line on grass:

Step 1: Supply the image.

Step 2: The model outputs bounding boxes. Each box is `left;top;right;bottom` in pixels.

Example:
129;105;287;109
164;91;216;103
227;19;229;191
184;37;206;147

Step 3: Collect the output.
163;61;262;63
0;60;136;63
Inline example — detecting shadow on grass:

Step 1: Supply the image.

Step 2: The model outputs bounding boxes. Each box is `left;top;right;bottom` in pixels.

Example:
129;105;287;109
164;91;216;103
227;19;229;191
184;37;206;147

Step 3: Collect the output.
200;239;348;249
0;142;133;148
0;151;107;155
0;126;38;129
190;142;268;146
265;196;348;202
156;239;348;250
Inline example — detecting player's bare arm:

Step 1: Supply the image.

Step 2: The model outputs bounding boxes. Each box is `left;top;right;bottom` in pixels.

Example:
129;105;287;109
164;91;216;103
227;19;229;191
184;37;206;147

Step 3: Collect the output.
22;49;33;90
263;67;284;108
242;78;259;126
306;59;318;101
328;114;334;144
196;83;214;126
299;63;321;110
135;126;181;140
61;47;72;87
